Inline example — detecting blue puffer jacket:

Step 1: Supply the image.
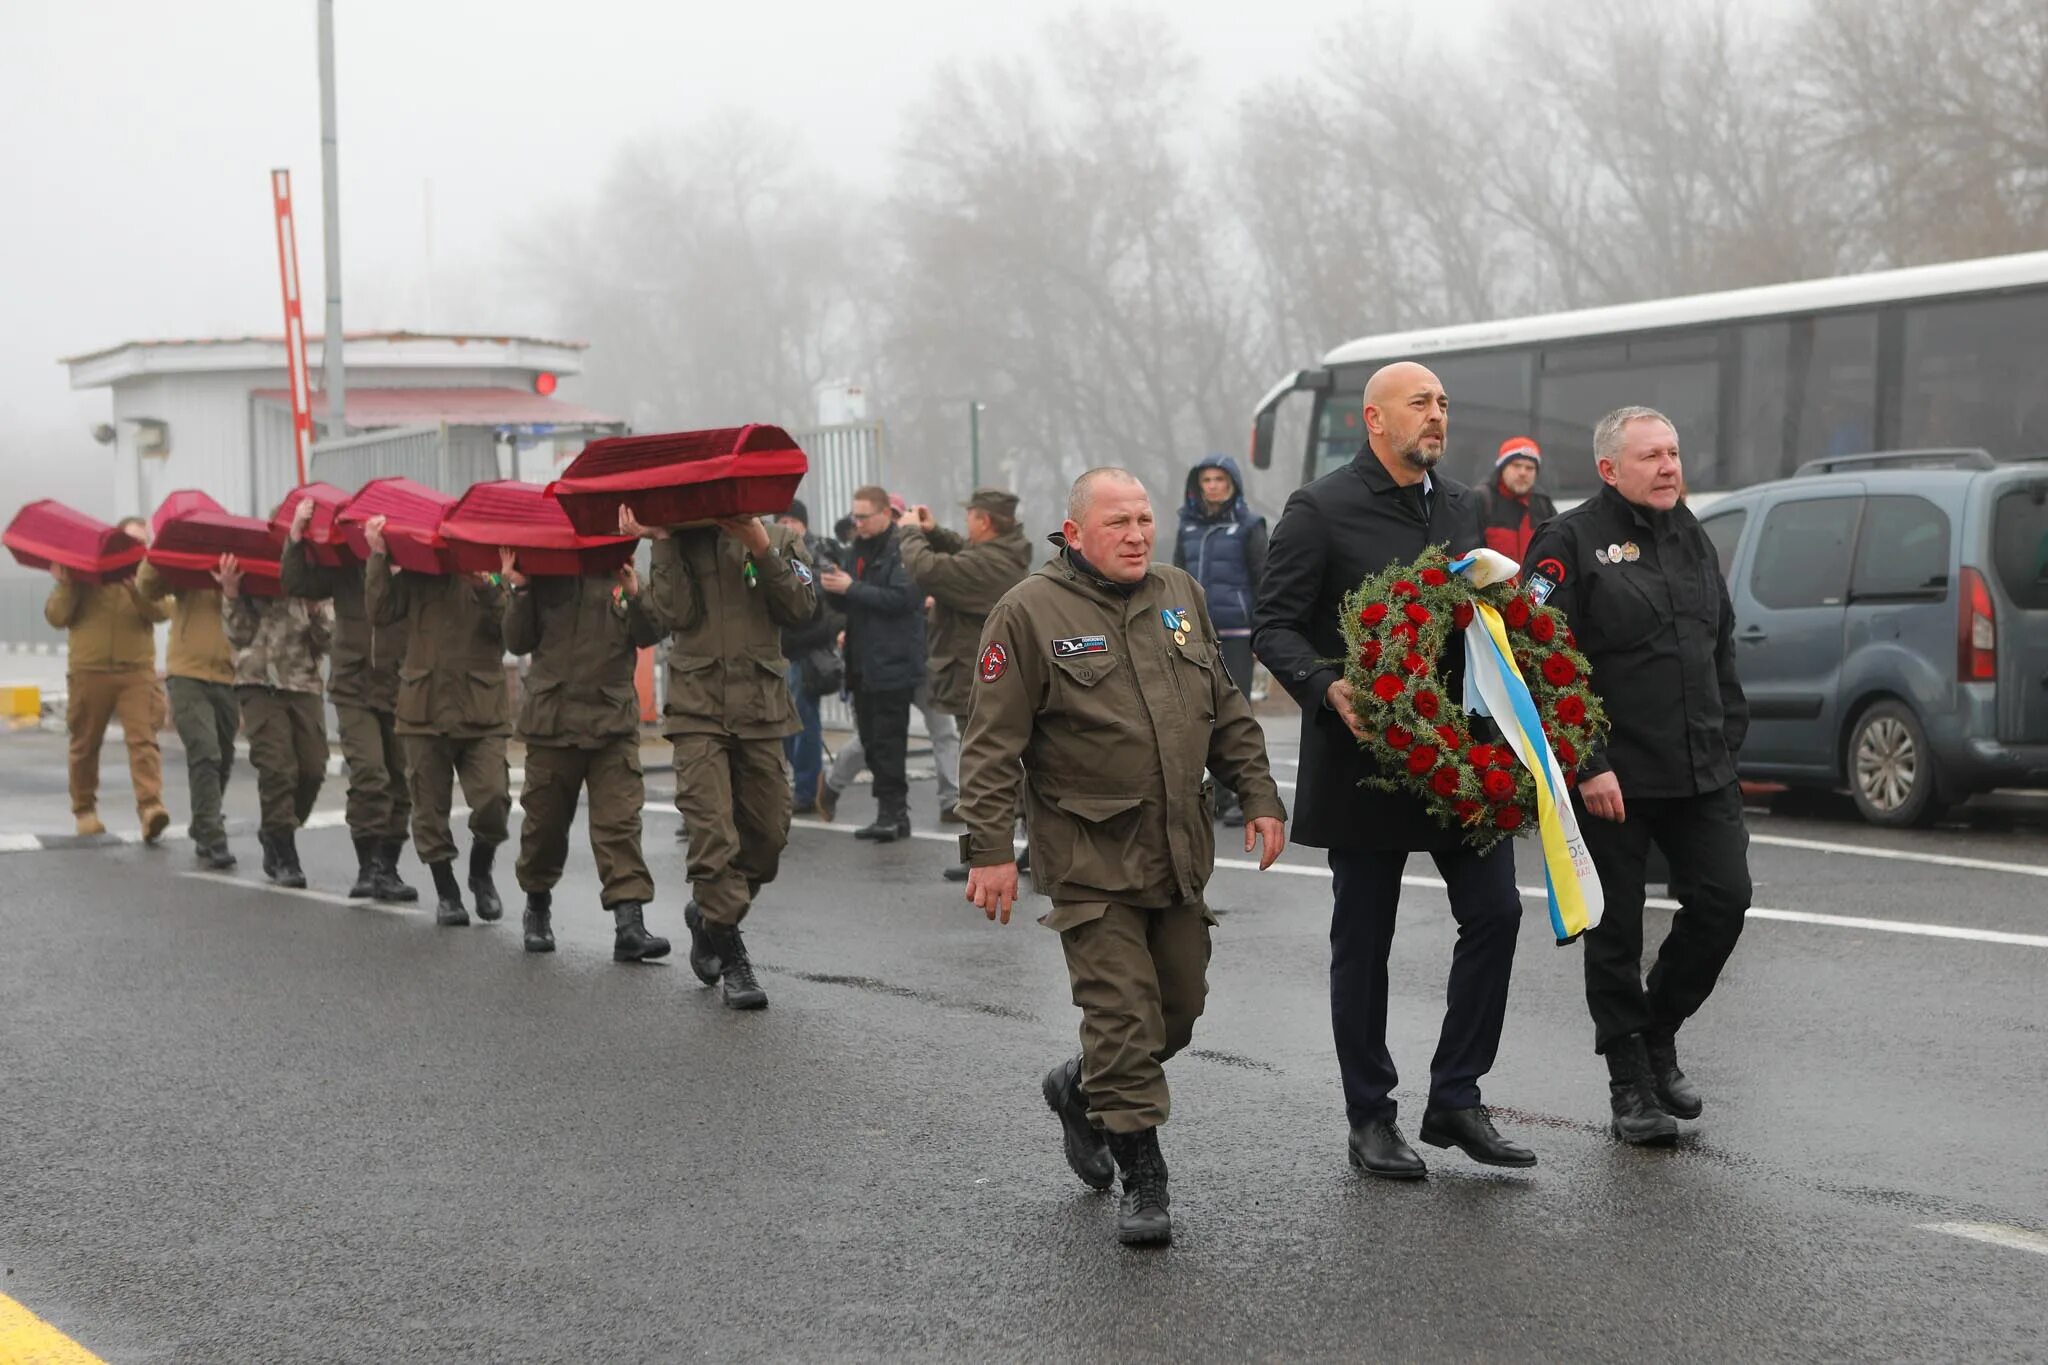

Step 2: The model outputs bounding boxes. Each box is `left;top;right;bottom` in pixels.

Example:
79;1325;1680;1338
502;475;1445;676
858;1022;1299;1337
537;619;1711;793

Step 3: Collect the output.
1173;455;1268;636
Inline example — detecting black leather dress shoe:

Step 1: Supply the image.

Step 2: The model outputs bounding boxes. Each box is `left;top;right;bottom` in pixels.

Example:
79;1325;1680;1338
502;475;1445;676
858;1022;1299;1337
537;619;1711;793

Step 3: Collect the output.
1347;1118;1427;1179
1418;1106;1537;1168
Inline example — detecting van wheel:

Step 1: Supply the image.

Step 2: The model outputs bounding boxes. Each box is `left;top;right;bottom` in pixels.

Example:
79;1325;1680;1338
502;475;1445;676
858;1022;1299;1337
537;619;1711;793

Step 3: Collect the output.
1847;702;1946;828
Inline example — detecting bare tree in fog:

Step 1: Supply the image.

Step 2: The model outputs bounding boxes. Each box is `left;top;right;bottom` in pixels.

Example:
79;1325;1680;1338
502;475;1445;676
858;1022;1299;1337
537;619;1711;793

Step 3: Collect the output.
1802;0;2048;267
525;111;867;432
879;9;1254;518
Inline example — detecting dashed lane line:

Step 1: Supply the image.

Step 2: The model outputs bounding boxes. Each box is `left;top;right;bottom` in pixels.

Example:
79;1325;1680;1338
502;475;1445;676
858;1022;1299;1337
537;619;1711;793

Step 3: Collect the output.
0;1290;105;1364
1918;1222;2048;1257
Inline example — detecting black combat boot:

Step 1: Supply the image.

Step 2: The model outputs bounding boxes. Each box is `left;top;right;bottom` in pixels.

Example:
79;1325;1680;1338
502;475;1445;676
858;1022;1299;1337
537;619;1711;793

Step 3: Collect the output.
611;901;671;962
197;840;237;871
258;829;280;881
348;837;379;899
1042;1055;1115;1191
269;828;307;889
682;901;723;984
942;863;970;883
467;842;503;922
1607;1036;1680;1145
373;838;419;903
1215;786;1245;829
1644;1030;1703;1119
522;890;555;953
709;923;768;1010
854;804;911;843
1106;1128;1172;1247
429;860;469;927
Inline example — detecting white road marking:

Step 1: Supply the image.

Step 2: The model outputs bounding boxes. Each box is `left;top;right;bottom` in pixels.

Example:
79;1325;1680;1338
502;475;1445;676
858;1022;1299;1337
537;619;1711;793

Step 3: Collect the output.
1749;832;2048;880
1918;1222;2048;1257
180;869;420;916
0;833;41;852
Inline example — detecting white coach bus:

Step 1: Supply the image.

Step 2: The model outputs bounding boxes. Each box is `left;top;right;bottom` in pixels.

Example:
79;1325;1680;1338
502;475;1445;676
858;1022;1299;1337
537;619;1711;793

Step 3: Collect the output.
1249;251;2048;499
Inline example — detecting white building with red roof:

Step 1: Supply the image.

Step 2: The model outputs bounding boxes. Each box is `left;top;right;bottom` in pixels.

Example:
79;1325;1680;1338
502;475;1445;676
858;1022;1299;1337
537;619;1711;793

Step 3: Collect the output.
63;331;626;518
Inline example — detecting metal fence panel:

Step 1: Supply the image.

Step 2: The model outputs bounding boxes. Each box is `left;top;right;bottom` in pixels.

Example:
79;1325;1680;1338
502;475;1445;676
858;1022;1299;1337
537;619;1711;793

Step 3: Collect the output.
310;425;450;494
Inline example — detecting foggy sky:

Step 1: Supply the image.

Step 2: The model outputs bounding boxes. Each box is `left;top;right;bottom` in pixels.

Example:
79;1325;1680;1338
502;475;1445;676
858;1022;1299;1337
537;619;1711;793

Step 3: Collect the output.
0;0;1494;525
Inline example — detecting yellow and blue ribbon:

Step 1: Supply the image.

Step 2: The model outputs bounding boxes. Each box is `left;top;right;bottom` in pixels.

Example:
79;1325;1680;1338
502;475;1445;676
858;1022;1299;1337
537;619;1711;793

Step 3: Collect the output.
1449;550;1605;944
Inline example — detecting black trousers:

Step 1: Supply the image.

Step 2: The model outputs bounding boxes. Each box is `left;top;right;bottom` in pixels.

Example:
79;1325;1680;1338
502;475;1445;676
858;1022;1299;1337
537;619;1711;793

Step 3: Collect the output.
853;686;913;817
1577;781;1751;1054
1327;841;1522;1126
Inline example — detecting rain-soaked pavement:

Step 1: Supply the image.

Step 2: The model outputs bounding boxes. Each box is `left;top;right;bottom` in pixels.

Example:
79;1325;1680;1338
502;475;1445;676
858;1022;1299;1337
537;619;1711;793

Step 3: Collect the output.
2;728;2045;1361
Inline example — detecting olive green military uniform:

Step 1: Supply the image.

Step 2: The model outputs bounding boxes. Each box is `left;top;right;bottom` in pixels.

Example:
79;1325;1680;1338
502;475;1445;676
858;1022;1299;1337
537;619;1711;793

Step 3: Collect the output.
225;594;332;832
958;543;1286;1132
504;574;663;906
281;540;412;843
895;508;1033;721
137;564;239;852
46;576;168;826
364;554;512;866
647;525;816;927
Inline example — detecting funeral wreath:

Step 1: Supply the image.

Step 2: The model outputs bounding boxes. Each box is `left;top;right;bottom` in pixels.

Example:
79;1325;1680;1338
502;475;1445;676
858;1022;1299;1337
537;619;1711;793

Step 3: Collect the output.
1340;546;1609;853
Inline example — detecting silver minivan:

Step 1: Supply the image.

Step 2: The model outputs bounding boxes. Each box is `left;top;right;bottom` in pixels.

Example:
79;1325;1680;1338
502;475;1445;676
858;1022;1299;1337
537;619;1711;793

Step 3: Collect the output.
1697;451;2048;826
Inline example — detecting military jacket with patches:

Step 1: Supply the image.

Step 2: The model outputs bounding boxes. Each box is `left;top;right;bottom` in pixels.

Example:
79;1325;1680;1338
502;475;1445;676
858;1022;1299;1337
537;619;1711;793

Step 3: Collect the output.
364;554;512;738
225;595;332;696
646;524;816;740
503;574;663;746
957;542;1286;923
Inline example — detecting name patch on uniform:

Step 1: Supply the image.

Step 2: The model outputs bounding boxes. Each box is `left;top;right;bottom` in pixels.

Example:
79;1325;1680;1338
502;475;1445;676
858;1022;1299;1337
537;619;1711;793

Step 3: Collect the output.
1052;634;1109;658
1528;574;1558;605
979;642;1009;682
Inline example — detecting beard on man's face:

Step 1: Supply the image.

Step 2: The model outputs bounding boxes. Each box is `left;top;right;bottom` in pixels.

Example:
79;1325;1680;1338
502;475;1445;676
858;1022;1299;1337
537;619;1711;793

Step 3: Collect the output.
1397;434;1444;471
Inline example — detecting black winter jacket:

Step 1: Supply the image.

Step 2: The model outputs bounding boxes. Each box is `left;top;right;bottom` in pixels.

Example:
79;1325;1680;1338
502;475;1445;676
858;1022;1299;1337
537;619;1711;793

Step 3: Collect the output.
833;526;927;694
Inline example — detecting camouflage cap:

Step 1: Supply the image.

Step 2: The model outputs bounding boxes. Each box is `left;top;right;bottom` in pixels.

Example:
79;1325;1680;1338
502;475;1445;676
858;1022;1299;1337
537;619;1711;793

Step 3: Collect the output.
963;486;1020;519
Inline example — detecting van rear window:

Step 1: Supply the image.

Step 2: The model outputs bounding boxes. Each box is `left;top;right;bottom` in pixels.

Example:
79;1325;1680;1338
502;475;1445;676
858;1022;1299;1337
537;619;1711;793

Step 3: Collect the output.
1992;487;2048;609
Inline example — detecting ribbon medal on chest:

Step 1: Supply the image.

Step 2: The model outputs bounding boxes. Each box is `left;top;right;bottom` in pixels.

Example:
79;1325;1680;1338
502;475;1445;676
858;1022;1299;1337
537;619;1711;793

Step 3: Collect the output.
1160;607;1191;646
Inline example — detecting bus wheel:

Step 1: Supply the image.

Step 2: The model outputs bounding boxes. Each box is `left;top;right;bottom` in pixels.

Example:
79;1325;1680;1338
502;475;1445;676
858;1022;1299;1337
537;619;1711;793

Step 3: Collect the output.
1848;701;1946;828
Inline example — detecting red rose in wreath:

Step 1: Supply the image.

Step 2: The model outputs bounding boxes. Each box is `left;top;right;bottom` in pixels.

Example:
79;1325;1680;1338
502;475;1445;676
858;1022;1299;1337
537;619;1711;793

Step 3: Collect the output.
1340;548;1609;853
1557;739;1578;767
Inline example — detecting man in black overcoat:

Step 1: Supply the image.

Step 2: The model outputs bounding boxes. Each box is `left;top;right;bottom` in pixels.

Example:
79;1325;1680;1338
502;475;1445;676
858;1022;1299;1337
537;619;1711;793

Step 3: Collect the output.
1253;361;1536;1178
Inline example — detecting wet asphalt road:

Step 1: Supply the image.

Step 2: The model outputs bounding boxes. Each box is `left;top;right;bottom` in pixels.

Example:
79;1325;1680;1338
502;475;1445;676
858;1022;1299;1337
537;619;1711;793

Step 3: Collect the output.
2;739;2046;1362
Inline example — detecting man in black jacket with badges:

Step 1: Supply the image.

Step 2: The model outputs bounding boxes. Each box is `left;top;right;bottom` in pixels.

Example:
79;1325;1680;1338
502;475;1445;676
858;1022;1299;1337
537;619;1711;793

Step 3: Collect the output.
1522;405;1751;1146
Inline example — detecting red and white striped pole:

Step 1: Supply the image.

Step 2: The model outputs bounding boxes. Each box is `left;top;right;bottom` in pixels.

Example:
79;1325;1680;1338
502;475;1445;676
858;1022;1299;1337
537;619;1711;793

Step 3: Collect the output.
269;168;313;486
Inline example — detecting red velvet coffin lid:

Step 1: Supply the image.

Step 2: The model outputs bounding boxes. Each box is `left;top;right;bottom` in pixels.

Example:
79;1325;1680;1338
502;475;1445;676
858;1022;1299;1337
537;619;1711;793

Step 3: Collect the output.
335;477;456;574
269;482;354;567
4;499;146;583
546;424;808;536
439;480;638;577
147;490;285;597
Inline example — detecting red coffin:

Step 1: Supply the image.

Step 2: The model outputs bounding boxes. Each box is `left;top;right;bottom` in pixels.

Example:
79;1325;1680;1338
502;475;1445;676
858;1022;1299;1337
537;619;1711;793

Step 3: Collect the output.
270;482;354;566
147;491;285;598
335;477;457;575
439;480;638;577
4;499;146;583
546;424;808;536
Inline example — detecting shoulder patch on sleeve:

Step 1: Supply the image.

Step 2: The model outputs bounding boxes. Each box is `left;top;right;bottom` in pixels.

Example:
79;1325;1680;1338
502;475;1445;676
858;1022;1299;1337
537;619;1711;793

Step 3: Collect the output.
1535;556;1567;586
792;559;814;585
1528;574;1558;605
979;642;1009;682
